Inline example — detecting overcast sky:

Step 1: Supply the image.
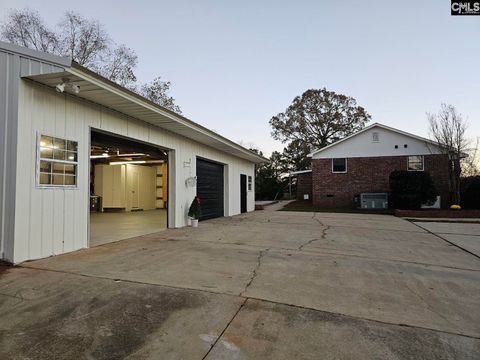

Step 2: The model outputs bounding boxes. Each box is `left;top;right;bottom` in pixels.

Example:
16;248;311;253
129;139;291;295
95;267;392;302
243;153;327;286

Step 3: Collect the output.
1;0;479;156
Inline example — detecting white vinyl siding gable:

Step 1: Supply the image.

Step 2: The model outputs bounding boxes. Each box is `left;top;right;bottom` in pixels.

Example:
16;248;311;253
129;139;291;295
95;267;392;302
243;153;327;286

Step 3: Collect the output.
312;126;443;159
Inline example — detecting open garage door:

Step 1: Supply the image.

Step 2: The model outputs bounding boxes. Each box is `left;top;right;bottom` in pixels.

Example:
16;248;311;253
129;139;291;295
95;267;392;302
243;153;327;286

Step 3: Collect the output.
89;130;169;247
196;158;224;220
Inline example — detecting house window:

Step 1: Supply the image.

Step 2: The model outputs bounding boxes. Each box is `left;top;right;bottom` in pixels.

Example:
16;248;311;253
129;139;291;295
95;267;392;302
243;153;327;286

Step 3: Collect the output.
37;134;78;187
332;158;347;173
372;132;379;142
248;176;252;191
407;156;424;171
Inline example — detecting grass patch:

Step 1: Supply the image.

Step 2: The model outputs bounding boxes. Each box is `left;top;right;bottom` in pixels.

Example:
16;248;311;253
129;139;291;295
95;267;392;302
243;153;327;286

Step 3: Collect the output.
280;200;393;215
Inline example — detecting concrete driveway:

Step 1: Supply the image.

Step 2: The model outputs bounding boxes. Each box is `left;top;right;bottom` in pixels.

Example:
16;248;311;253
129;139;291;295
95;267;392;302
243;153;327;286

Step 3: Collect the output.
1;211;479;359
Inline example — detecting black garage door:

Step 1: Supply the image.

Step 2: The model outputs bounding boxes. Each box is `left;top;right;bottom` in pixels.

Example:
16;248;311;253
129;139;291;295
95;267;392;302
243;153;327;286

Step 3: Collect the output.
196;158;224;220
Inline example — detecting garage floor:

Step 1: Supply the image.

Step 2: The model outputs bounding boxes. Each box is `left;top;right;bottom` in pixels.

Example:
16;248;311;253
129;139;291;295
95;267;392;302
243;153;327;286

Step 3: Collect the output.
89;209;167;247
1;211;479;359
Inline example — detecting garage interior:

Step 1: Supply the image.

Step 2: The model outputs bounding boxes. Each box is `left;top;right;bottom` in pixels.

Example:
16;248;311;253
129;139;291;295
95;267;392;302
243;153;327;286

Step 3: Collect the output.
89;130;168;246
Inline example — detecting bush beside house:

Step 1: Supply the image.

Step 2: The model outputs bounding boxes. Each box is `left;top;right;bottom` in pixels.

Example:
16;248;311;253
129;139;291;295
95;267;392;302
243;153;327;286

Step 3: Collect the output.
389;170;438;209
461;176;480;209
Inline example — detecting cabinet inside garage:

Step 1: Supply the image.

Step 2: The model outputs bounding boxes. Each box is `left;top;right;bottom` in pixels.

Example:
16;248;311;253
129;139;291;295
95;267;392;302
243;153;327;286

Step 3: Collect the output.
196;158;224;220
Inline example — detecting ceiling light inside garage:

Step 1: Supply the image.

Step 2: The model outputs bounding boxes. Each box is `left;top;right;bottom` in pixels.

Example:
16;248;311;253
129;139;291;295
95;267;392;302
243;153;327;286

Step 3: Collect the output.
109;160;147;165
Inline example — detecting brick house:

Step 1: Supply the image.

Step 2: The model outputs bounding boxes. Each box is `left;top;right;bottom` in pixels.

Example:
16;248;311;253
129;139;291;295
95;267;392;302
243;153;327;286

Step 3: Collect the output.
290;170;313;200
294;123;451;208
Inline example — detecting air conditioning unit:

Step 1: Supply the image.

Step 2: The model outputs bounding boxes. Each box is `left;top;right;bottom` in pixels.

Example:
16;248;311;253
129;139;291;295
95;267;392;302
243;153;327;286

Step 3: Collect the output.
421;196;441;209
360;193;388;209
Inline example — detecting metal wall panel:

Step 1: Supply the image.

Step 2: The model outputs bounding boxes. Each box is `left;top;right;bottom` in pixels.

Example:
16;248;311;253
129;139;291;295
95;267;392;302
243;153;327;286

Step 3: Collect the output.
0;51;19;262
13;80;256;263
0;45;68;262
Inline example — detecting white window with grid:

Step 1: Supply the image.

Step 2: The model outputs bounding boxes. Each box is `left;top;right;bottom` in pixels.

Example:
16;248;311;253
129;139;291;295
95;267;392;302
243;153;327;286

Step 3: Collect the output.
407;155;424;171
37;134;78;188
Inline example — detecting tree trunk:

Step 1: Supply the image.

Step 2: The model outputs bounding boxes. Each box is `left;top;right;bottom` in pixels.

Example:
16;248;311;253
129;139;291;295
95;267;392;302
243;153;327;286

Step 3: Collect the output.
453;157;462;205
449;157;462;205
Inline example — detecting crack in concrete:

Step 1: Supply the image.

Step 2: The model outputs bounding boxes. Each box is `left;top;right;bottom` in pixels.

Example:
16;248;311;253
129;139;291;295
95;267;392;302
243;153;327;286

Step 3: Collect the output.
298;214;330;250
298;238;322;250
153;237;480;272
240;248;270;297
0;291;25;301
201;297;247;360
244;295;480;340
14;264;480;340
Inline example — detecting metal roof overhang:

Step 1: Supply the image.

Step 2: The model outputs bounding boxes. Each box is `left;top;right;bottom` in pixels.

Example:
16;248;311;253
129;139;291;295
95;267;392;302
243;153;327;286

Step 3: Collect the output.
24;64;267;164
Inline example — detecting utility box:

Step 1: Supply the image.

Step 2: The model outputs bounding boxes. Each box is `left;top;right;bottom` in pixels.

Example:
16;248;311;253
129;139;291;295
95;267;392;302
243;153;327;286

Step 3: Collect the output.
360;193;388;209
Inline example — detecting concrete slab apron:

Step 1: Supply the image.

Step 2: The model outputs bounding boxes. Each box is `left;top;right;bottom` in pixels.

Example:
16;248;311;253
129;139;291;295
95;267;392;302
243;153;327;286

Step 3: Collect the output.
24;233;264;297
206;299;480;360
242;248;480;338
19;211;480;354
414;221;480;257
0;266;244;360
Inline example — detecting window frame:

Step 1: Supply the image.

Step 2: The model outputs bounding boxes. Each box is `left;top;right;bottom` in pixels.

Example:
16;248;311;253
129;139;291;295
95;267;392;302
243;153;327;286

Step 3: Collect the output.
247;175;252;191
36;132;79;189
372;132;379;143
331;158;347;173
407;155;424;172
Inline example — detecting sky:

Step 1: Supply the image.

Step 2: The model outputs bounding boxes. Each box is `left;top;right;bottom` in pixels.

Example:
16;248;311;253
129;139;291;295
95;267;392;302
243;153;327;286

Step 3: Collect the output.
1;0;479;156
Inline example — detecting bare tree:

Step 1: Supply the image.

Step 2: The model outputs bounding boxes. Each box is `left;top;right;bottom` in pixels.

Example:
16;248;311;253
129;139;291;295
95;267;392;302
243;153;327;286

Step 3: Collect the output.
57;11;110;68
0;8;182;113
428;104;470;204
0;8;58;52
462;137;480;177
139;77;182;114
100;44;138;87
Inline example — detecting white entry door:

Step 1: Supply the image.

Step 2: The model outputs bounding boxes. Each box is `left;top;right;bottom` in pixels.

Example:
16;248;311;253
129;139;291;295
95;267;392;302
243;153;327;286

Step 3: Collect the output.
131;171;140;209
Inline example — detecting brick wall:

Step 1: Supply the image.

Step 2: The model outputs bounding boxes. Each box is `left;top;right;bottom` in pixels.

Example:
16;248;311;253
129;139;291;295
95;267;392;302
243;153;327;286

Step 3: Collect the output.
296;172;312;200
312;154;450;208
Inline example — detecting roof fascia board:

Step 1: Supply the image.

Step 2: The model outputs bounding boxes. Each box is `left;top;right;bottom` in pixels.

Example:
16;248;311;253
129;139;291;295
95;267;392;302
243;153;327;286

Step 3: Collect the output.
0;41;71;67
289;169;312;175
65;65;267;163
1;42;268;162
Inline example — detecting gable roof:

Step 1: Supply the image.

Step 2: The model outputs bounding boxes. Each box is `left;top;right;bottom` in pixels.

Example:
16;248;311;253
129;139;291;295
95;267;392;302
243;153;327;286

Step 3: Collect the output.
0;41;267;164
308;122;442;157
289;169;312;175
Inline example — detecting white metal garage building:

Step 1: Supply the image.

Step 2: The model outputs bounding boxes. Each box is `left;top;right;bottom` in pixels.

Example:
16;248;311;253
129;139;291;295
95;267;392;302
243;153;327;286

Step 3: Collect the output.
0;42;266;264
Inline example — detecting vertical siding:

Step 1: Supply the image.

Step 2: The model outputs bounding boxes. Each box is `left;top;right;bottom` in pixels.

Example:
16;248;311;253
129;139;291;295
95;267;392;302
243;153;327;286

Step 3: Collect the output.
1;49;69;262
14;80;256;263
0;51;19;262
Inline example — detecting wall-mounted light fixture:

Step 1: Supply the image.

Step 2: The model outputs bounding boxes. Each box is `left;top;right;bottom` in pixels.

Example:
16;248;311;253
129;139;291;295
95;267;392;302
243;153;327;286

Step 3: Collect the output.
185;176;197;187
55;78;80;94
